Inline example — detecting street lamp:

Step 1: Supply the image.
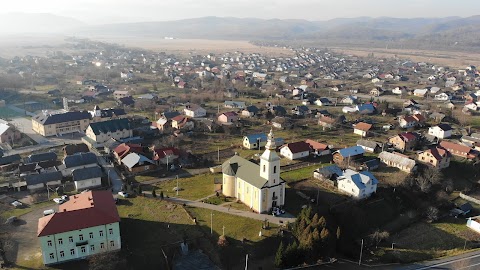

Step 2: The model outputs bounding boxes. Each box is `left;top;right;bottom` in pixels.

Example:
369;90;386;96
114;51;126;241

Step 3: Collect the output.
359;239;364;266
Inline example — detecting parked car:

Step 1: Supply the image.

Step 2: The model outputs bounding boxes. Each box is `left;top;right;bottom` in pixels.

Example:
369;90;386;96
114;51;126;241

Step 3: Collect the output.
4;216;17;225
53;198;65;204
43;209;55;216
118;191;129;198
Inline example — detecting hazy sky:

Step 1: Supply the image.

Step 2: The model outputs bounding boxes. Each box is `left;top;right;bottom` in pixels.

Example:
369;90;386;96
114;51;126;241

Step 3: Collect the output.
2;0;479;24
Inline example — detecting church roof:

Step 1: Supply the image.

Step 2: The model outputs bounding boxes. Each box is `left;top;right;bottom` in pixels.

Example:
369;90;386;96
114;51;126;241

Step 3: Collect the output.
222;155;269;189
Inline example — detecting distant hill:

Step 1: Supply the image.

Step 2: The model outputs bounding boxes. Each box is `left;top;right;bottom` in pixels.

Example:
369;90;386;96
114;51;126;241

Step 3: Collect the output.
0;13;86;34
3;14;480;50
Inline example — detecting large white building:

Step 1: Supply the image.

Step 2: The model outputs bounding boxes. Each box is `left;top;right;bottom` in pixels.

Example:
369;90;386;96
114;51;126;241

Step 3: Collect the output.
337;169;378;199
222;130;286;213
428;124;453;139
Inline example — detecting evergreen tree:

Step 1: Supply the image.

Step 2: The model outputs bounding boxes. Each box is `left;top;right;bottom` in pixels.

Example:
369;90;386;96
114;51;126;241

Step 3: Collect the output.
274;241;285;267
320;228;330;242
336;227;341;240
152;188;157;198
318;216;327;228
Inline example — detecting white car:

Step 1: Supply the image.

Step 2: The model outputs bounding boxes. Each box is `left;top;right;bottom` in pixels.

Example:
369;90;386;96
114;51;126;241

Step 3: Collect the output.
118;191;129;198
53;198;65;204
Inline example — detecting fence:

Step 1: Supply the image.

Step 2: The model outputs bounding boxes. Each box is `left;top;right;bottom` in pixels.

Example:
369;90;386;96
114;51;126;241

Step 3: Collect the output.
459;192;480;205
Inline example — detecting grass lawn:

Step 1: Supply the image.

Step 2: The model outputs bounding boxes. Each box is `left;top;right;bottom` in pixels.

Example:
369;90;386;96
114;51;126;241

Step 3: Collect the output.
202;195;233;205
154;173;216;200
134;175;158;183
0;106;22;119
116;197;208;269
224;201;252;212
281;164;325;183
1;200;55;219
185;206;282;268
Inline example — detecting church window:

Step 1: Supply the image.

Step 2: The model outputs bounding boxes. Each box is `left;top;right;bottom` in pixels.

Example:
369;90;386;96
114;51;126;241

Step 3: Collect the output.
263;165;266;172
274;179;276;184
273;166;277;173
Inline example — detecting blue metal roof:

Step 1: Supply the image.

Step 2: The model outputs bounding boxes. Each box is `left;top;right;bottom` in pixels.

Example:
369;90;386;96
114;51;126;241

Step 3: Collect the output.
337;146;365;158
244;134;284;145
357;104;375;112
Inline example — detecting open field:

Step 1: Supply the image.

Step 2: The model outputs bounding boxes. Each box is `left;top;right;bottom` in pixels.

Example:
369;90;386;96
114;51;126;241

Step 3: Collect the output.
332;47;480;69
91;37;294;56
154;173;216;200
0;35;77;58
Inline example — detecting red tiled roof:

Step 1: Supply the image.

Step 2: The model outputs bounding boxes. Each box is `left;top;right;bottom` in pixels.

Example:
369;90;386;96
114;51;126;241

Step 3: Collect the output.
305;139;329;151
153;147;181;160
439;141;473;158
400;132;417;141
114;143;143;159
354;122;373;132
426;147;450;161
172;115;186;122
222;111;237;117
413;114;425;122
38;191;119;237
282;141;311;154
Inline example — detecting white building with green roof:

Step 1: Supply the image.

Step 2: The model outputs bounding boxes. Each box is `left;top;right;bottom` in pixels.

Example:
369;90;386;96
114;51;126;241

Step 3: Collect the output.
222;129;286;213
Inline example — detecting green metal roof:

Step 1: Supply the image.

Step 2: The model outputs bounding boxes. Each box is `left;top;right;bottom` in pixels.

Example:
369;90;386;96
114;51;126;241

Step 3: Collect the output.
222;155;268;189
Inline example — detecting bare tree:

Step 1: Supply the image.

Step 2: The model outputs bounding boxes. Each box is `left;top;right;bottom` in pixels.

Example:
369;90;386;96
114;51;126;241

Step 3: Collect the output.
369;230;390;248
425;206;439;223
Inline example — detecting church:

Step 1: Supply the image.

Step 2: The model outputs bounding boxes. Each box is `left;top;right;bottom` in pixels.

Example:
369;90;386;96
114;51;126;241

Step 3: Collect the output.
222;129;286;213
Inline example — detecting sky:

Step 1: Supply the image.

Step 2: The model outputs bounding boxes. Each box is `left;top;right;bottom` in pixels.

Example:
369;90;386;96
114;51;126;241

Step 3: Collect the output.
1;0;479;24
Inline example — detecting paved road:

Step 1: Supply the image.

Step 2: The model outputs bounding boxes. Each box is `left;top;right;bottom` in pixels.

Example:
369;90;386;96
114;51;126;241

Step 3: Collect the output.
164;197;296;225
394;249;480;270
97;156;123;194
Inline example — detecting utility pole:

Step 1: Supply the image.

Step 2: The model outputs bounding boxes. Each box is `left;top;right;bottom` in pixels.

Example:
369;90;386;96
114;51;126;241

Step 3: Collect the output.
176;176;179;196
217;147;220;162
359;239;364;266
222;225;225;236
210;211;214;235
245;254;248;270
316;187;320;206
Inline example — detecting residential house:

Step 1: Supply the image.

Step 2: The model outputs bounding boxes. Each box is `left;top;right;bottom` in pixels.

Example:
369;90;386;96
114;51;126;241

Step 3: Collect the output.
467;216;480;234
63;143;90;156
313;165;344;186
357;104;376;114
333;146;365;165
113;90;130;100
25;152;57;164
356;140;382;153
25;171;63;192
32;111;91;137
84;119;132;148
434;93;451;101
0;154;21;172
221;130;286;213
398;114;425;129
72;166;103;191
151;147;181;166
388;132;419;152
291;105;310;116
242;105;259;117
171;115;194;130
353;122;373;137
378;151;417;173
224;101;246;109
118;96;134;107
305;139;331;156
218;112;238;124
370;87;384;97
242;134;284;150
279;141;311;160
417;147;451;169
337;169;378;199
315;98;332;107
38;191;121;265
318;116;336;129
271;106;287;116
60;152;98;177
439;141;477;160
113;143;143;163
121;153;156;173
0;123;21;144
184;104;207;118
271;116;292;129
428;124;453;139
89;106;126;123
413;89;428;97
340;95;358;105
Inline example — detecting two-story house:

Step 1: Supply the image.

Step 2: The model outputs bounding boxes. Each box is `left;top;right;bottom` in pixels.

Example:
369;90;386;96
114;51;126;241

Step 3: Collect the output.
38;191;121;265
388;132;419;152
84;119;132;148
184;104;207;118
279;141;311;160
218;112;238;124
417;147;451;169
428;124;453;139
